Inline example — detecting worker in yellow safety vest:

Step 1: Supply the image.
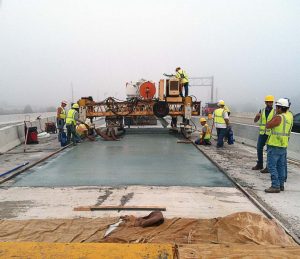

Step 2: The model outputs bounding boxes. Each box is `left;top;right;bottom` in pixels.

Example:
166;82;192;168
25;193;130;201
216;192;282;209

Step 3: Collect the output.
213;100;229;148
264;98;293;193
252;95;275;173
175;67;189;97
66;103;86;145
56;100;67;142
194;118;211;145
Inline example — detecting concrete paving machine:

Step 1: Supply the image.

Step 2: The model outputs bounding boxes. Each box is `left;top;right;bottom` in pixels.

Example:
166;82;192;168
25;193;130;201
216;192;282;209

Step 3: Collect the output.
77;77;201;139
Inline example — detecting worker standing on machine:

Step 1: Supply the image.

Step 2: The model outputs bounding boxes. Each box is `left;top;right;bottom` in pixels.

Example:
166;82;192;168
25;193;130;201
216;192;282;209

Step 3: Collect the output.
175;67;189;97
56;100;67;142
195;118;211;145
252;95;275;172
213;100;229;148
66;103;86;146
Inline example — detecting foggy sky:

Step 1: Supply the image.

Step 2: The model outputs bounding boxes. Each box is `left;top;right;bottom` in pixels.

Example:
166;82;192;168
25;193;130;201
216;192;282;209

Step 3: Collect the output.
0;0;299;111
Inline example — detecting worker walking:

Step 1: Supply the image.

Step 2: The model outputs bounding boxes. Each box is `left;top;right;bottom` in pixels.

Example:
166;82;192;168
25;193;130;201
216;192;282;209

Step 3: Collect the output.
195;118;211;145
56;100;67;142
175;67;189;97
66;103;86;145
252;95;275;172
213;100;229;148
264;98;293;193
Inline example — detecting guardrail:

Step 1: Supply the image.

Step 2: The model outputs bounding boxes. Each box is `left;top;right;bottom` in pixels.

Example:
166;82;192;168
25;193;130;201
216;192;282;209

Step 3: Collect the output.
0;116;56;153
231;122;300;161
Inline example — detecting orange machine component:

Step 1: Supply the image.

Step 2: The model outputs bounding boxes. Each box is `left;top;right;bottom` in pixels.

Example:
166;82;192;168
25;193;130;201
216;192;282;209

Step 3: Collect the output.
139;81;156;99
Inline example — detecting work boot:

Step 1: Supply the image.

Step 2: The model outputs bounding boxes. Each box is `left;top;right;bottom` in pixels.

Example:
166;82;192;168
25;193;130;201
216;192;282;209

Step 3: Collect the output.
252;164;263;170
280;185;284;191
264;187;280;193
260;167;269;174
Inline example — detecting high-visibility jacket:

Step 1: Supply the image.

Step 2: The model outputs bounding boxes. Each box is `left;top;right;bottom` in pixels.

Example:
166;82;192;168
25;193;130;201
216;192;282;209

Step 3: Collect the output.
214;108;226;125
175;69;189;84
286;110;294;135
267;113;292;148
58;107;66;119
259;107;274;135
66;109;77;125
203;123;211;140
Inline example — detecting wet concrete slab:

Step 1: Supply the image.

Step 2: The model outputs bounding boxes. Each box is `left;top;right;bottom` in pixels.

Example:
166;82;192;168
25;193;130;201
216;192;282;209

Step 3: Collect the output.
4;130;232;187
0;186;261;220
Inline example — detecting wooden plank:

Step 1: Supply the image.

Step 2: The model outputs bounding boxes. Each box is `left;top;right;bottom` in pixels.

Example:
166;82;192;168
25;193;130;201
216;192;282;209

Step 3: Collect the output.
74;206;166;211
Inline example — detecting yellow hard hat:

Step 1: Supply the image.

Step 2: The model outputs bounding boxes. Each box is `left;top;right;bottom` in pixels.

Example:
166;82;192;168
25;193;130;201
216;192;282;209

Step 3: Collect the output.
218;100;225;106
265;95;274;102
200;117;207;123
72;103;79;109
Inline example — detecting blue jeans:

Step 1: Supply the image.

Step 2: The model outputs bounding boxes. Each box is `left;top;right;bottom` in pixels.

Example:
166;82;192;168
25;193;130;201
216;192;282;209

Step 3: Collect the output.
216;128;227;147
180;83;189;97
57;118;65;142
267;146;286;188
256;134;268;166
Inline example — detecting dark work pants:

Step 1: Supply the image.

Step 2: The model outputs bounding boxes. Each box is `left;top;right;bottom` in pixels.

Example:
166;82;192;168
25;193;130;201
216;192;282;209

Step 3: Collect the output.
256;134;268;166
216;128;227;147
66;124;77;144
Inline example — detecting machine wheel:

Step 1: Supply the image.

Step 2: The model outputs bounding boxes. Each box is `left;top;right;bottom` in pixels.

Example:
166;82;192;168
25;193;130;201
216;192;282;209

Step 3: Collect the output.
153;101;169;118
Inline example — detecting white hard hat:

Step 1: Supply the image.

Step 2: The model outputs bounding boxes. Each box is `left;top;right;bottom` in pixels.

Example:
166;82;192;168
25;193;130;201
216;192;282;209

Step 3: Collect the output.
275;98;289;108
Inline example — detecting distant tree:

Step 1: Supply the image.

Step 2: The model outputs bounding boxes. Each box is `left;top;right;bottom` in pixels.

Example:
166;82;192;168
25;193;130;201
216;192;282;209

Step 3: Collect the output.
45;106;56;112
23;105;34;113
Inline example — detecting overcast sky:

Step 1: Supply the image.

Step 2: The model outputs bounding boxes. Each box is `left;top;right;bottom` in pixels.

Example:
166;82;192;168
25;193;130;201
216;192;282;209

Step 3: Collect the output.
0;0;299;111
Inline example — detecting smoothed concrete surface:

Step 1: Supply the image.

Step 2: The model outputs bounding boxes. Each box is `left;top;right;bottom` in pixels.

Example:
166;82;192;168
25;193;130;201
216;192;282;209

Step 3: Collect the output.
5;132;232;187
0;186;261;219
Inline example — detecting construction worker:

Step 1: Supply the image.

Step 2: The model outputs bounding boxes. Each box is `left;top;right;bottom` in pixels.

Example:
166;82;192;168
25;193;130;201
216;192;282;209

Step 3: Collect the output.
194;118;211;145
213;100;229;148
66;103;86;145
175;67;189;97
252;95;275;172
76;123;95;141
264;98;293;193
56;100;67;142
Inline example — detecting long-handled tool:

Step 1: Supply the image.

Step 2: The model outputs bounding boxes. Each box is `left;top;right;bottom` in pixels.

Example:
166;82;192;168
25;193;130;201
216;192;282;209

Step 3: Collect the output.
0;162;29;178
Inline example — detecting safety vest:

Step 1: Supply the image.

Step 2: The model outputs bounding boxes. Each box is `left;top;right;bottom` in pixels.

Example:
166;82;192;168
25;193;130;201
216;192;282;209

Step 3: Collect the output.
203;123;211;140
58;107;66;119
267;113;292;148
259;107;274;135
66;109;76;125
175;69;189;84
76;124;87;136
214;108;226;125
286;110;294;135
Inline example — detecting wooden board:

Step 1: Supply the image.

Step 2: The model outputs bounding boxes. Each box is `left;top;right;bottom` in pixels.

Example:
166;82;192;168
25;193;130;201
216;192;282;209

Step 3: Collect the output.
74;206;167;211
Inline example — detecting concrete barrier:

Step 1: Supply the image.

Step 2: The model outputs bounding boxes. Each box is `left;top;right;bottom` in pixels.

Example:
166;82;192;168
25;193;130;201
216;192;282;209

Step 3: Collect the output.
0;116;56;153
231;122;300;161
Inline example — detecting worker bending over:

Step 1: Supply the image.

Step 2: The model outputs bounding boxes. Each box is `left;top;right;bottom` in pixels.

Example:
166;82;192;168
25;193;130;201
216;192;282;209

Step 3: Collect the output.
195;118;211;145
76;122;95;142
56;100;67;142
175;67;189;97
213;100;229;148
252;95;275;172
66;103;86;146
264;98;293;193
